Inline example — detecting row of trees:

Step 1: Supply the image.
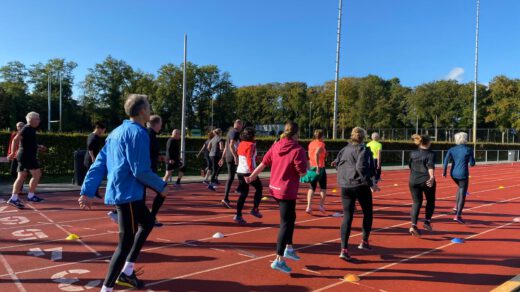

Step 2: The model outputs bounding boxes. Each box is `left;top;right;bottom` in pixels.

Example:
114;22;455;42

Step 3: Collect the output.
1;56;519;137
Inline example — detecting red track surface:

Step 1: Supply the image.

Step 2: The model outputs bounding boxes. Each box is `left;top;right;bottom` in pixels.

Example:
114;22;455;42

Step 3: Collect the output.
0;164;519;292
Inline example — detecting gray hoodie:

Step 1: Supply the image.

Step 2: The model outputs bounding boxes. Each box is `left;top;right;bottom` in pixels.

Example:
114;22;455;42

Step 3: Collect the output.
333;143;374;188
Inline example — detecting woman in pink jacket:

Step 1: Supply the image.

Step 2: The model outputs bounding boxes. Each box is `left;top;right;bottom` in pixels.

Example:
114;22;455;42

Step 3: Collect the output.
246;122;308;274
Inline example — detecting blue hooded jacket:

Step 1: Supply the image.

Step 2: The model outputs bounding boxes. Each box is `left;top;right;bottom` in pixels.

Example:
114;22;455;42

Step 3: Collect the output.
443;145;476;179
80;120;166;205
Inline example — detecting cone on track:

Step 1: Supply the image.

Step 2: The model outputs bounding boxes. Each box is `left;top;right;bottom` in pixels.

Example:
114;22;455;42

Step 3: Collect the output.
262;196;269;201
394;184;399;187
451;238;464;244
513;217;520;223
332;189;337;193
498;186;505;189
212;232;225;239
343;274;360;282
66;234;80;240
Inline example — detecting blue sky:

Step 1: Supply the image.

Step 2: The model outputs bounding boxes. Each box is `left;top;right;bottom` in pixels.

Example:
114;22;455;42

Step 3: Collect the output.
0;0;519;94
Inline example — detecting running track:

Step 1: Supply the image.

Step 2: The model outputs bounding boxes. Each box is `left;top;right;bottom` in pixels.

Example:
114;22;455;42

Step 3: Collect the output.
0;164;519;291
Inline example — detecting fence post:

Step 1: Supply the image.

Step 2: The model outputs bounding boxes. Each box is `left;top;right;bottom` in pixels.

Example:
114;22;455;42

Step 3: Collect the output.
401;150;405;168
497;150;500;162
485;150;487;163
441;150;444;164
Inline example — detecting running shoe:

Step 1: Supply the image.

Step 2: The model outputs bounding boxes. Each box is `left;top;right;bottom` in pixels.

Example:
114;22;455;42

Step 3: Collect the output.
107;210;118;224
221;199;231;209
250;208;263;218
7;198;24;209
202;180;209;185
283;248;301;261
305;207;312;214
154;219;163;228
318;205;326;213
116;272;144;289
424;220;433;231
271;259;292;273
233;215;247;225
27;195;44;202
339;249;352;261
358;240;371;250
409;225;422;237
208;184;217;191
453;216;465;224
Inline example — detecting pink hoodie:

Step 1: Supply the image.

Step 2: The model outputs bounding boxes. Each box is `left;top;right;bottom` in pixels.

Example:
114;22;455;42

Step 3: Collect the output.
262;138;308;200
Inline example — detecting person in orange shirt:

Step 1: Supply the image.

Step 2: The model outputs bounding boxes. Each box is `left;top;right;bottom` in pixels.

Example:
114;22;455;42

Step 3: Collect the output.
306;129;327;214
7;122;25;180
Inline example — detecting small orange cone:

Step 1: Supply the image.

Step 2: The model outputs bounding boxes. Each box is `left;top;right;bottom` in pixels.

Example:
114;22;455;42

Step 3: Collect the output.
332;189;337;193
394;184;399;187
343;274;360;282
498;186;505;189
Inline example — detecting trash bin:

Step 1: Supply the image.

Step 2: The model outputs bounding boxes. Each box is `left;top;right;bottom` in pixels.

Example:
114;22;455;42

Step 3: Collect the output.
74;150;87;186
508;151;516;162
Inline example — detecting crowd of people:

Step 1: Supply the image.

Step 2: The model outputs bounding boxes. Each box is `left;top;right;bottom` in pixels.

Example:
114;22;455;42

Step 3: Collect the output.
4;94;476;291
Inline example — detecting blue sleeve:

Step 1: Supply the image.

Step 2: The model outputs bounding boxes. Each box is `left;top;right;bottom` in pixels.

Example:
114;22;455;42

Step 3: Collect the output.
126;131;166;193
469;149;476;167
80;143;108;198
443;149;452;176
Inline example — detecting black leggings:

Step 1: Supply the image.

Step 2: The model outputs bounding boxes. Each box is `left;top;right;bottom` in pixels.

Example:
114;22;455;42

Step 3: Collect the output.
373;159;382;182
236;174;263;217
10;159;18;179
409;181;436;225
104;200;155;288
224;160;237;200
210;156;221;183
340;186;373;249
276;199;296;256
453;178;469;216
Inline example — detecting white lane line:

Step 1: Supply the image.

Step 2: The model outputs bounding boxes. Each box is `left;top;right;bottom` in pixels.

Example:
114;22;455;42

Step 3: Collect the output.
312;221;517;292
0;252;27;292
27;204;101;256
135;195;520;290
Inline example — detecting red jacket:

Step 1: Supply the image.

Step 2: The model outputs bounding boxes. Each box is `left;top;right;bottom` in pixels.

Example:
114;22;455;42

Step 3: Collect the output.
262;138;307;200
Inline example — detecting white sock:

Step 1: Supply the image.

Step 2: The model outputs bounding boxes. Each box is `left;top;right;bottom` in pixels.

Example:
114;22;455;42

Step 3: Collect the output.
28;192;35;199
101;285;113;292
10;193;19;201
122;261;134;276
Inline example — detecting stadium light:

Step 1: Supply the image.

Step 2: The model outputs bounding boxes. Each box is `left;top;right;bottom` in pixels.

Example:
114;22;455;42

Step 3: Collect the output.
472;0;480;151
332;0;343;140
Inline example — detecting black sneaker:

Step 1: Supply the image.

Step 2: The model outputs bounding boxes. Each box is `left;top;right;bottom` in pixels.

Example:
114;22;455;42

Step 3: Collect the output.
7;198;24;209
116;272;144;289
409;225;422;237
208;185;217;191
424;221;433;231
339;249;351;261
453;216;465;224
221;199;231;209
27;195;44;202
358;240;371;250
233;215;247;225
250;208;263;218
154;220;163;228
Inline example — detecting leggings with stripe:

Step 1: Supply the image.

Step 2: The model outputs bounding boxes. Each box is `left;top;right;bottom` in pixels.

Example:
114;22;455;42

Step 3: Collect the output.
103;200;155;287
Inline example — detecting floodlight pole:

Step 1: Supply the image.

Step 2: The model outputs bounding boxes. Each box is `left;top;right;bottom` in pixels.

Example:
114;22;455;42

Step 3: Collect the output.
59;72;62;132
47;74;51;132
332;0;343;140
181;34;188;161
472;0;480;151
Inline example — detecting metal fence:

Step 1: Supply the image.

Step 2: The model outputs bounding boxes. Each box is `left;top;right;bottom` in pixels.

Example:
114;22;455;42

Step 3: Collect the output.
364;128;519;144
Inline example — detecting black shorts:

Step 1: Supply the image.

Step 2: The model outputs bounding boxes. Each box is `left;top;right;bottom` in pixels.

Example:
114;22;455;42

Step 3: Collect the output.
167;161;186;172
310;168;327;191
17;158;40;172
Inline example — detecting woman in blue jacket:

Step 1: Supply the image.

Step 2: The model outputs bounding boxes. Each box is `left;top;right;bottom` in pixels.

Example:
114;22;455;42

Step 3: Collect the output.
443;132;476;224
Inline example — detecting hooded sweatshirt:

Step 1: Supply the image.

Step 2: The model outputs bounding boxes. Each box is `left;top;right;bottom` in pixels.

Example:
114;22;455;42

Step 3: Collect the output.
333;143;374;188
262;138;308;200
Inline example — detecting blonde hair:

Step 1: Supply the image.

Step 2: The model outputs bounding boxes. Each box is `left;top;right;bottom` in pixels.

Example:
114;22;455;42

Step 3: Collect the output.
412;134;431;147
454;132;468;145
280;121;299;139
350;127;366;144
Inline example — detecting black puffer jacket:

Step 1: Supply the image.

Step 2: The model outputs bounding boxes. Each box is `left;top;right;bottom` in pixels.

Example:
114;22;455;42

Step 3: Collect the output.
334;143;374;188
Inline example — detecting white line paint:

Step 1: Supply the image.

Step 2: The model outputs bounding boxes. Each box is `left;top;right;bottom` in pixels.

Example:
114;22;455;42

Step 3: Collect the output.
0;252;27;292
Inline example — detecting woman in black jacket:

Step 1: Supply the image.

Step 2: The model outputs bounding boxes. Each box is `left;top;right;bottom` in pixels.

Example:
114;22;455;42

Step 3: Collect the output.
333;127;379;261
408;134;436;237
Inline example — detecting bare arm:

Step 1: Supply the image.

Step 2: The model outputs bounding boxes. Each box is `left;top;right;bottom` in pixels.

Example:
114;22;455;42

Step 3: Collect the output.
377;150;382;168
315;147;323;171
88;150;96;162
8;134;22;159
245;163;267;183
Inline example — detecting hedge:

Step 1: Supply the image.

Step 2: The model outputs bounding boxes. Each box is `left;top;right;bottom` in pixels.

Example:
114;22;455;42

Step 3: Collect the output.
1;131;519;176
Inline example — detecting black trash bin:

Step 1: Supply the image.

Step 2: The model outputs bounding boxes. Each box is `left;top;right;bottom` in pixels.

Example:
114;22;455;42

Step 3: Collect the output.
74;150;87;186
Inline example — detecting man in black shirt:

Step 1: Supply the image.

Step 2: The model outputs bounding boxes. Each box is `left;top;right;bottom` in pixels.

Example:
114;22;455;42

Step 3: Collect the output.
219;119;243;208
163;129;185;186
84;122;106;169
7;112;47;209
